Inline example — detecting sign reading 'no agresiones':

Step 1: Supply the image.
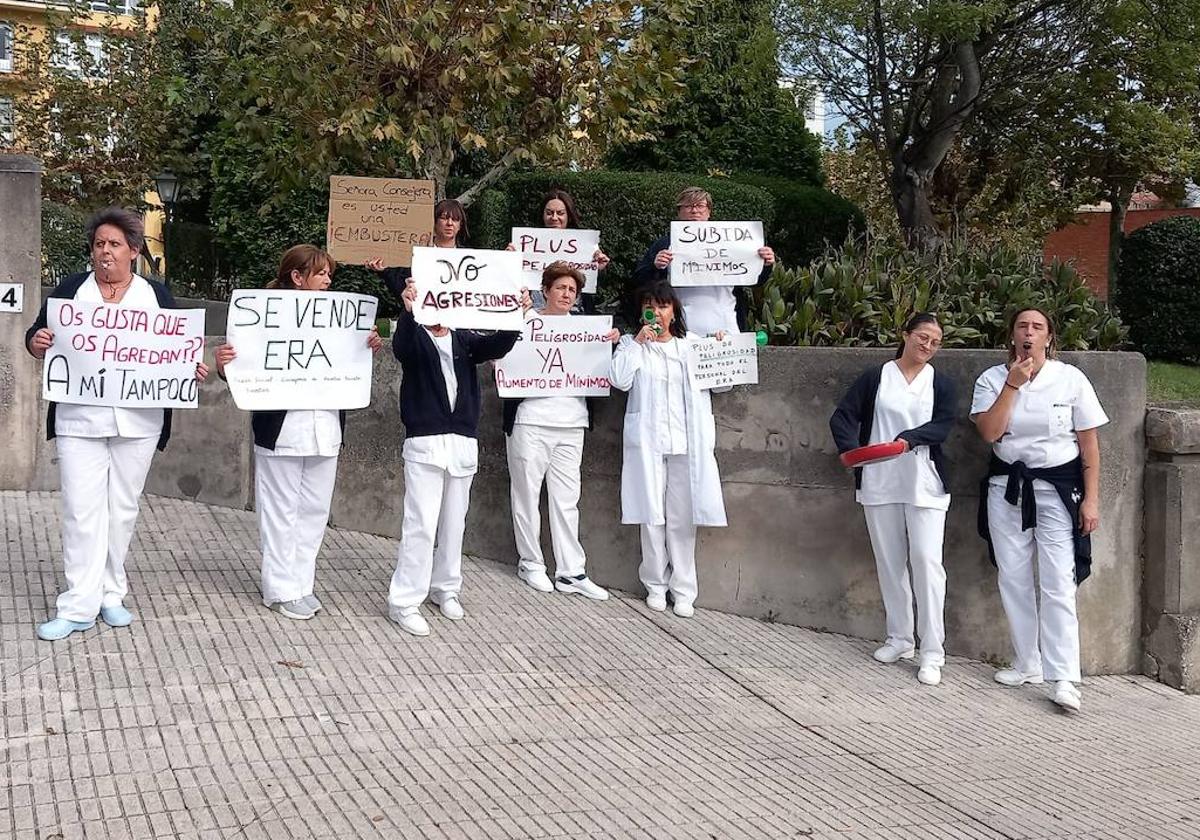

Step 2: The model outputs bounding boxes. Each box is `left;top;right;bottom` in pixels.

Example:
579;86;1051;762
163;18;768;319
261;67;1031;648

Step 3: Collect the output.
223;289;378;411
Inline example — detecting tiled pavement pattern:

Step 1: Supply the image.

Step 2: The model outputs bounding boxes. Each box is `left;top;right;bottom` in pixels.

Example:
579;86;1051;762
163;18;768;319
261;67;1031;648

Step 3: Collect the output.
3;491;1199;840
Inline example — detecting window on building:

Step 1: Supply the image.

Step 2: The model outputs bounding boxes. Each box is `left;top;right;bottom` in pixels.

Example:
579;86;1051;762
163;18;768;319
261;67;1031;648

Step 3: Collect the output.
50;31;106;77
0;97;14;145
90;0;140;13
0;23;13;73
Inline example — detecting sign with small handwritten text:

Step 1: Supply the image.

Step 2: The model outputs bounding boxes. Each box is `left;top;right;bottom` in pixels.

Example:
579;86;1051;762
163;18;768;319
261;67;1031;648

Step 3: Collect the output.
326;176;435;267
686;332;759;389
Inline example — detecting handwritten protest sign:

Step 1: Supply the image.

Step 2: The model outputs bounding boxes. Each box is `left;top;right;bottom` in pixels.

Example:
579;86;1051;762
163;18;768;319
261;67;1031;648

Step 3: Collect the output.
42;300;205;408
410;246;524;331
669;220;764;287
223;289;378;411
494;315;613;398
511;227;601;294
686;332;759;389
326;176;435;267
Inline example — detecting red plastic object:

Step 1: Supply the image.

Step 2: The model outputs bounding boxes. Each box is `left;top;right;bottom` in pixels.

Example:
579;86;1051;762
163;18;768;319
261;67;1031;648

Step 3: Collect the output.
839;440;907;469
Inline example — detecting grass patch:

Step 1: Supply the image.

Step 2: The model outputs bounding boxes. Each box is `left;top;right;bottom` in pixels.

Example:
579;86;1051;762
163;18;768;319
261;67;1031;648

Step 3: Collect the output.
1148;361;1200;407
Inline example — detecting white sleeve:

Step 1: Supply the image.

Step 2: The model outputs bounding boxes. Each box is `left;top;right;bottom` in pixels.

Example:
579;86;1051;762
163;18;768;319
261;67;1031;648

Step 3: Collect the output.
1073;368;1109;431
609;335;643;392
970;367;1003;416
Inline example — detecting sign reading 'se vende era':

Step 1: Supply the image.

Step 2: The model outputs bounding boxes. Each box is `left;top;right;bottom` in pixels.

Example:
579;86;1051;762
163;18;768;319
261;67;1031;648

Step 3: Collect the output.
494;315;613;398
42;299;206;408
410;246;525;331
223;289;378;411
510;227;601;294
669;220;764;287
326;176;435;267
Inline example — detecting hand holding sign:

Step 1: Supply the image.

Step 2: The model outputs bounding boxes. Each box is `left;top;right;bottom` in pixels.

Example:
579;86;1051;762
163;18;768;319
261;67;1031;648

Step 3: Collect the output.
410;246;524;331
511;227;602;294
669;221;765;287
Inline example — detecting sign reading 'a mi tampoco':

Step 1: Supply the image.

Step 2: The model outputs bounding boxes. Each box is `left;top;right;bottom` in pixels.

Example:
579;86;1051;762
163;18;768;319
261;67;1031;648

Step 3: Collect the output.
410;246;525;331
326;176;435;267
510;227;601;294
669;220;764;287
494;315;613;398
686;332;759;389
223;289;378;411
42;299;206;408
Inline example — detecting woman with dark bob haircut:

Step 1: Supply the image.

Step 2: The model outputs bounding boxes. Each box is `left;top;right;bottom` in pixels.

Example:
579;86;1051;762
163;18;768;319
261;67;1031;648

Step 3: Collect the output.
367;198;469;307
510;189;611;312
25;207;209;642
609;280;729;618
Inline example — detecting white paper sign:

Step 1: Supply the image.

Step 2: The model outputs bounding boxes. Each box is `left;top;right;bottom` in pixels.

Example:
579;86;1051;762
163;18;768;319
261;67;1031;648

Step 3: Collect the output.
410;246;524;331
0;283;23;313
494;315;613;397
669;220;765;287
42;299;205;408
223;289;378;411
686;332;759;389
511;227;601;294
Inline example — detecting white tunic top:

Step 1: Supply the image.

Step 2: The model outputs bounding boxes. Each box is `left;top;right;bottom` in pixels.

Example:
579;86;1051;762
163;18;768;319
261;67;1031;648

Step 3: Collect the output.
54;274;165;440
675;286;738;337
515;395;588;429
402;330;478;477
259;410;342;458
857;361;949;510
971;359;1108;483
636;338;689;455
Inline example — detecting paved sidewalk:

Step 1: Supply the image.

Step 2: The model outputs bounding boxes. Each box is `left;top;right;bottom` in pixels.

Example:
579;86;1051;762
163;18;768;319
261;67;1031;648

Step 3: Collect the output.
3;490;1199;840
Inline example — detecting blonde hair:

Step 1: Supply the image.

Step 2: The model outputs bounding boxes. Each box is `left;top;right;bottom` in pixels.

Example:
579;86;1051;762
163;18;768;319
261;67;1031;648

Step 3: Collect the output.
676;186;713;211
268;245;336;289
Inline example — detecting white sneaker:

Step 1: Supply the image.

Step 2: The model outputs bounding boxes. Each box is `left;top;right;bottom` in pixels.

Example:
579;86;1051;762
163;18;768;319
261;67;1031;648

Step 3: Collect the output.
994;668;1044;687
872;642;916;664
645;593;667;612
555;575;610;601
1053;680;1081;711
518;567;554;593
435;595;465;621
917;665;942;686
388;608;430;637
672;601;695;618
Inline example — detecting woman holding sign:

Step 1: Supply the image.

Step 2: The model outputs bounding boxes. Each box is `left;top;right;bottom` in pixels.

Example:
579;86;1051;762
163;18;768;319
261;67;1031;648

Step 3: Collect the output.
511;191;610;312
213;245;382;621
610;280;727;618
24;208;209;642
387;273;531;636
503;262;619;600
631;187;775;337
971;308;1107;712
367;198;469;307
829;313;955;687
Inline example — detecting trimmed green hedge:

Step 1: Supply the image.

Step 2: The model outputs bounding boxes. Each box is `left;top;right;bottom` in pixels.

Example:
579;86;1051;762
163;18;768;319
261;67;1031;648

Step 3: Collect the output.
1115;216;1200;363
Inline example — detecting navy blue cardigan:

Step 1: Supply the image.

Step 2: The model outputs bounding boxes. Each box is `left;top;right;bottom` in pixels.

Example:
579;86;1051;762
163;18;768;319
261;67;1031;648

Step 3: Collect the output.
392;310;519;439
25;271;177;451
828;362;957;492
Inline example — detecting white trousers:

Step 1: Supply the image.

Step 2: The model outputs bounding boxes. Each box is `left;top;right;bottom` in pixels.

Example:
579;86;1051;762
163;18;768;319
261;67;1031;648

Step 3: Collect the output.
507;424;587;578
388;459;473;610
639;454;698;605
255;452;339;604
55;435;158;621
989;481;1081;683
862;503;947;666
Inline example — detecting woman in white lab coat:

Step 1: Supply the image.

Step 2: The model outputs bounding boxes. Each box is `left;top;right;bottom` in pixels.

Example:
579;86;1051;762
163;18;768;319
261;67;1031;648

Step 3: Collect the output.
971;307;1107;713
610;280;727;617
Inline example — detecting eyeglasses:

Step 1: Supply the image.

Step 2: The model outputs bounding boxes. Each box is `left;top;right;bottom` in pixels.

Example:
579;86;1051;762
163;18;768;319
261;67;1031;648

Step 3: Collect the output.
677;203;709;210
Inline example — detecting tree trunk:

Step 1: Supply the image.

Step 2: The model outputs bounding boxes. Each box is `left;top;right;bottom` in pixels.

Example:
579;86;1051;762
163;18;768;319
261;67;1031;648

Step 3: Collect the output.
892;156;942;250
1107;181;1134;298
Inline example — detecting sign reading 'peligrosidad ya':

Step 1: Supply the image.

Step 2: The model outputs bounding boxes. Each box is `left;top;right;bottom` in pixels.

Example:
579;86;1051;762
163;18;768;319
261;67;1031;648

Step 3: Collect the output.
42;299;206;409
223;289;378;411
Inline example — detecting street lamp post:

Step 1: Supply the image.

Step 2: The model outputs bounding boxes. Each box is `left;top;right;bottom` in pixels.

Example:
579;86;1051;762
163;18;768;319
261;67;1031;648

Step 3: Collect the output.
154;170;179;287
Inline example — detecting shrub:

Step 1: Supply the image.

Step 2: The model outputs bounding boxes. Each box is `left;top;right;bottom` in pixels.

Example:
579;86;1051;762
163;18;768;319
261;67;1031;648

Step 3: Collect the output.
731;175;865;268
751;236;1126;350
1115;216;1200;363
42;201;89;285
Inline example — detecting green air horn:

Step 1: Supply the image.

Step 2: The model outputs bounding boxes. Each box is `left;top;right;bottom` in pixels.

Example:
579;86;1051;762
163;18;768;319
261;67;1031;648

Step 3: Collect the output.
643;308;662;334
756;330;768;346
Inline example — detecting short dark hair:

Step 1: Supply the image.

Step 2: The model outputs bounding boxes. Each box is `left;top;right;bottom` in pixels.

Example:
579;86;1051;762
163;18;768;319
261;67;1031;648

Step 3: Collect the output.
542;261;584;295
1007;307;1058;362
86;207;145;254
434;198;469;245
637;280;687;338
896;312;942;358
541;189;582;228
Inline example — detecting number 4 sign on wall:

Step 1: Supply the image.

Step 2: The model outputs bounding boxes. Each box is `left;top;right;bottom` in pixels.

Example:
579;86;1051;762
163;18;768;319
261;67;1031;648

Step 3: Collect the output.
0;283;23;313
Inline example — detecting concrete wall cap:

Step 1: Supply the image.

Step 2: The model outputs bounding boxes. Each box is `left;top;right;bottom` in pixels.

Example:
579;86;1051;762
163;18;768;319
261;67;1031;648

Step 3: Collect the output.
0;155;43;174
1147;407;1200;454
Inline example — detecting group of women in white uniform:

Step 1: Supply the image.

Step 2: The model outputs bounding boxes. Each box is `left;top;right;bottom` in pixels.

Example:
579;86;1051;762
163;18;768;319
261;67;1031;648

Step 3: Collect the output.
831;310;1107;711
25;201;1109;714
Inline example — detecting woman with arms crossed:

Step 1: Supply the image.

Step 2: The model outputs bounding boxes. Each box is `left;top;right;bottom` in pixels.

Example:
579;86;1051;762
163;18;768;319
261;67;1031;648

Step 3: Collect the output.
971;308;1107;712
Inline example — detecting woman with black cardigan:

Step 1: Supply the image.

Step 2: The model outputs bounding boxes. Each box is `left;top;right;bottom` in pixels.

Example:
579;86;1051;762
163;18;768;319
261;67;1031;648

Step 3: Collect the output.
829;313;956;686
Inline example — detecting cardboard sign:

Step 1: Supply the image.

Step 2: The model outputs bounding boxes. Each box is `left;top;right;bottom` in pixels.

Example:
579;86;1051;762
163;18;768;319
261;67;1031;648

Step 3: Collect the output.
42;299;205;408
511;227;601;294
686;332;759;389
0;283;23;313
410;246;524;331
494;315;613;397
223;289;378;411
326;176;435;267
669;220;765;287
